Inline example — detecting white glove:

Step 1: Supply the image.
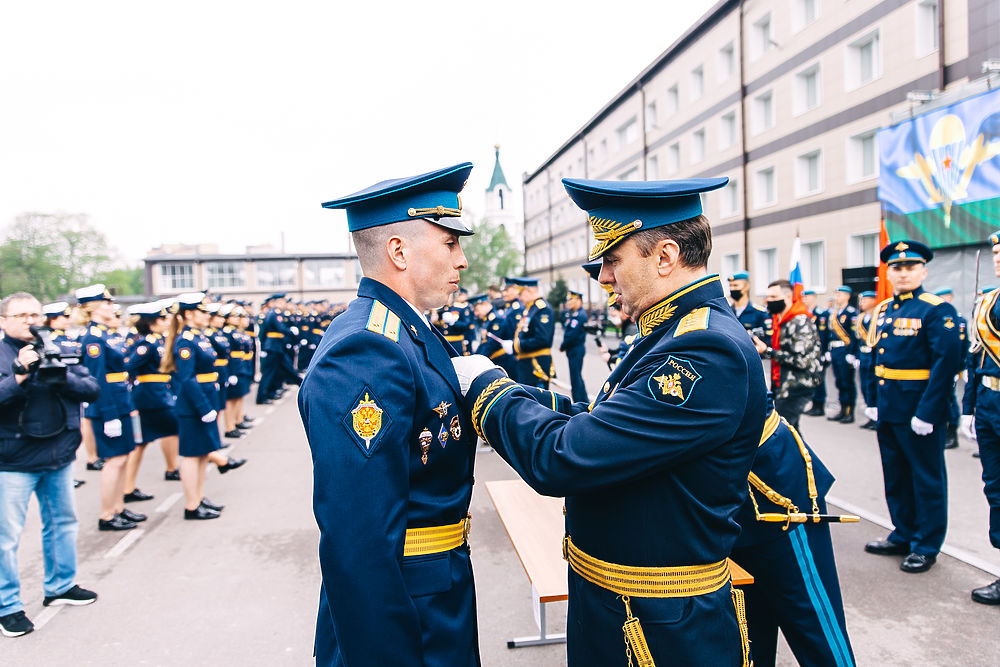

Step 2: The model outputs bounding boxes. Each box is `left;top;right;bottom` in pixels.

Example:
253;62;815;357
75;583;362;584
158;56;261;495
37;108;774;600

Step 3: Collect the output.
451;354;502;396
300;339;308;346
911;416;934;436
227;376;238;386
960;415;977;442
259;351;267;358
846;354;859;368
864;407;878;422
823;351;832;363
501;339;514;355
104;419;122;438
290;326;299;335
962;370;968;382
201;410;218;423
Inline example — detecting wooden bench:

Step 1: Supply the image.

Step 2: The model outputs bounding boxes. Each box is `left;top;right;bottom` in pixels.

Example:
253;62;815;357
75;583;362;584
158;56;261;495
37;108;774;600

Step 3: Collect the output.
486;478;753;649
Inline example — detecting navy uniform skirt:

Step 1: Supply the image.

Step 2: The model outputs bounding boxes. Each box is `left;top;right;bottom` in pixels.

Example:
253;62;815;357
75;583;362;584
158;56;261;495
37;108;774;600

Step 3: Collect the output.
92;415;137;458
226;375;252;400
178;415;222;457
138;407;179;444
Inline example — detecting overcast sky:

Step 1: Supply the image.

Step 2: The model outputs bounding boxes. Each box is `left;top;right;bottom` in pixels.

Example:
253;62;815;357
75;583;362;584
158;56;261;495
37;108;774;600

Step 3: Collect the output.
0;1;716;264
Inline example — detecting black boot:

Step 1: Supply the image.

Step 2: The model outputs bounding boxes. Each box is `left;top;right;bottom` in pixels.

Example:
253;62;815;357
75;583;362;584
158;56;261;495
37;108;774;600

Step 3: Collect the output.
944;426;958;449
805;403;825;417
839;405;855;424
827;407;845;421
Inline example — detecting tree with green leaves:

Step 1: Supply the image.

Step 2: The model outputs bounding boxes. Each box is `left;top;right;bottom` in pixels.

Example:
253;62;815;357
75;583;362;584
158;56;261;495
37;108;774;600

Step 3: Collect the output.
547;276;568;321
460;218;522;295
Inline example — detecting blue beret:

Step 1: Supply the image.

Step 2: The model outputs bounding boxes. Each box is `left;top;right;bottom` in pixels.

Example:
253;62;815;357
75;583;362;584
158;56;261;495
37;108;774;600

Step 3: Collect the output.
984;286;998;294
728;272;749;281
837;285;852;294
582;261;602;282
990;231;1000;246
859;291;876;298
880;240;933;264
322;162;475;235
802;289;816;296
505;277;538;287
561;177;728;260
934;286;953;296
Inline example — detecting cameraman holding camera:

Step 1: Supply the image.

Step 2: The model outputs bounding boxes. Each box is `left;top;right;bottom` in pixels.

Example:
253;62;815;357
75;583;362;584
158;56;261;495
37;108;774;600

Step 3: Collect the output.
0;292;99;638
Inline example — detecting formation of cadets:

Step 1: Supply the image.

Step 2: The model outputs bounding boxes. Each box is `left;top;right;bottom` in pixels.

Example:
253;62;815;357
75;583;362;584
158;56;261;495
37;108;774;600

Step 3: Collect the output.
39;285;342;529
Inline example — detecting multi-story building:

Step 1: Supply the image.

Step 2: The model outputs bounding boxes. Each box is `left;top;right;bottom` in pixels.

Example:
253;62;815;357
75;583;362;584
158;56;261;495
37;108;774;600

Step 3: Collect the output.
143;244;360;304
523;0;997;310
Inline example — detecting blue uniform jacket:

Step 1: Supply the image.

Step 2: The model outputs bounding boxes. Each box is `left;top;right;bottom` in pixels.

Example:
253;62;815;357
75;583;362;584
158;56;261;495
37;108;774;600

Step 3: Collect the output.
298;277;479;667
812;309;830;353
171;327;219;419
467;274;767;665
259;309;291;352
476;310;504;360
965;291;1000;418
866;287;962;424
124;333;175;410
560;307;588;351
735;302;769;335
827;306;859;354
80;323;134;421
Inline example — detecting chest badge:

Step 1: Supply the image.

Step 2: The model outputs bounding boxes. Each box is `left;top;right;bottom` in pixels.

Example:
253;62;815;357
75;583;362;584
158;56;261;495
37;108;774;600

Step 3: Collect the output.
433;401;451;418
419;428;432;465
87;343;101;358
438;424;449;448
450;415;462;441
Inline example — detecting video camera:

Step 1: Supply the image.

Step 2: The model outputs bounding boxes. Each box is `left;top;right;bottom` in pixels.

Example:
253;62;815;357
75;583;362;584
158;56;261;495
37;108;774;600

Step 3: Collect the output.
28;325;80;385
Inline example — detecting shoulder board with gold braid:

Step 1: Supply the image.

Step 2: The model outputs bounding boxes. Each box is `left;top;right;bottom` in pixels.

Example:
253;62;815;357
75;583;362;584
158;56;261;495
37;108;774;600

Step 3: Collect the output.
866;298;892;348
365;300;401;343
535;298;547;309
182;331;195;341
919;292;945;306
674;307;710;337
975;289;1000;367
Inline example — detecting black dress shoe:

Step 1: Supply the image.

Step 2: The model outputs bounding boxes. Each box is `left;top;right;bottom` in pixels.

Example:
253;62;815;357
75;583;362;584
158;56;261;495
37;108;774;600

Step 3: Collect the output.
236;421;253;430
241;416;256;423
200;497;225;512
119;509;147;523
864;539;909;555
255;399;274;405
224;429;245;439
217;456;247;474
900;553;936;573
164;469;181;481
838;408;855;424
827;409;845;421
944;426;958;449
861;419;878;430
86;458;106;471
973;451;981;458
123;488;154;503
73;479;86;489
804;406;825;417
971;579;1000;605
98;515;136;531
184;506;221;520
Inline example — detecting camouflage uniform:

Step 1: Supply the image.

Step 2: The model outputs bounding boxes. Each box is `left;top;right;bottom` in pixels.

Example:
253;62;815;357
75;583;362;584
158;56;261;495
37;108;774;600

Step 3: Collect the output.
768;313;822;427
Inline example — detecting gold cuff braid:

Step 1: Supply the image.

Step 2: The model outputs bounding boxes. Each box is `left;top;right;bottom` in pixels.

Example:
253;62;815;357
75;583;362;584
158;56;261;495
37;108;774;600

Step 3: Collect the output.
470;377;516;440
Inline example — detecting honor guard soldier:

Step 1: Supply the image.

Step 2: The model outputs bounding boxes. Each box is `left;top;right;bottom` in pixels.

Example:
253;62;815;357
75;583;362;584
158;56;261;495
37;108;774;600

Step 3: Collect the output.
863;240;963;573
452;176;767;666
469;294;504;361
855;291;879;430
963;231;1000;604
728;271;769;336
510;277;555;389
560;290;589;402
438;288;474;355
493;278;525;379
803;290;831;417
732;400;856;667
300;162;481;666
826;286;859;423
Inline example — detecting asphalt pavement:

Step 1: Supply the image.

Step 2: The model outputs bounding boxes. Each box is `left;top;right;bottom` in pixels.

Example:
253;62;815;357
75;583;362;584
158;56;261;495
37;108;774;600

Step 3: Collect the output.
5;332;1000;666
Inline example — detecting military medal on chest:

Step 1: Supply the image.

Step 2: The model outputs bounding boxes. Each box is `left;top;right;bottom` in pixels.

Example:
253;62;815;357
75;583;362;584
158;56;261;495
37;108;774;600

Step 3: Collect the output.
450;415;462;440
419;428;432;465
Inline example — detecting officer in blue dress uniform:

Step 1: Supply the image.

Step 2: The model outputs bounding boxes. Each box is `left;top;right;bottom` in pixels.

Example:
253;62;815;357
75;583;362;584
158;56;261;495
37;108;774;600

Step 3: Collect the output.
300;162;481;667
934;287;966;449
728;271;769;336
855;291;879;430
437;289;475;355
804;290;831;417
732;401;856;667
560;290;589;402
826;286;859;424
863;241;963;573
963;231;1000;604
469;294;504;362
453;176;767;666
255;293;293;404
492;278;524;379
510;278;555;389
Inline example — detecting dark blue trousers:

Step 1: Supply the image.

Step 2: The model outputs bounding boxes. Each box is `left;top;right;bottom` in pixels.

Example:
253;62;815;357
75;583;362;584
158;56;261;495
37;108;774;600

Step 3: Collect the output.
975;386;1000;549
858;358;876;408
829;348;856;410
731;516;855;667
566;346;588;403
517;359;549;390
256;353;278;403
812;362;828;407
877;421;948;555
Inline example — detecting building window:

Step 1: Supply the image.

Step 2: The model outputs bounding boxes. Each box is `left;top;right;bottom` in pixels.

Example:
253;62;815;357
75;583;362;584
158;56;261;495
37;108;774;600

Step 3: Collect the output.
717;42;735;82
752;90;774;134
754;167;776;208
587;145;596;166
846;30;881;90
719;111;737;150
793;0;819;32
801;241;825;291
303;259;347;288
752;13;774;60
666;142;680;175
158;263;194;291
690;65;704;101
847;130;879;182
618;166;640;181
722;253;741;279
666;84;679;116
916;0;939;56
645;100;658;131
720;179;739;217
617;117;639;149
646;155;659;180
794;64;821;115
795;150;823;197
849;233;880;267
256;260;297;289
205;261;246;289
691;128;706;164
599;138;609;160
755;247;778;294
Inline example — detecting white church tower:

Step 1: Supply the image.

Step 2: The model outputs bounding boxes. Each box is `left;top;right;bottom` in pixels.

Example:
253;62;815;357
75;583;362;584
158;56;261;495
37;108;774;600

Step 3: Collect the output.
483;144;522;252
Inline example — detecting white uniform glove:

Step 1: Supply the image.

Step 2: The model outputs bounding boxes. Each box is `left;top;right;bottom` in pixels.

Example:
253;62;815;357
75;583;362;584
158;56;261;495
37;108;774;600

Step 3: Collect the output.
823;351;832;363
864;407;878;422
300;339;308;346
201;409;218;423
290;326;299;336
104;419;123;438
227;375;238;386
960;415;977;442
846;354;859;368
500;340;514;355
451;355;502;396
910;416;934;436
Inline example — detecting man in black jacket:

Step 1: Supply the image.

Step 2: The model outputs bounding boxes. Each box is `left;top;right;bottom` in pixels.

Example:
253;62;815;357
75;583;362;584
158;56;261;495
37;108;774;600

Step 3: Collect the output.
0;292;100;638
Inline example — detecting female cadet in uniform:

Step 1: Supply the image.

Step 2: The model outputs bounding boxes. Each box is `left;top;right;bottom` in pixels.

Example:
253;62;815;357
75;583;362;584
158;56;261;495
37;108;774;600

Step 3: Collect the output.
75;284;145;531
205;305;240;439
221;304;254;434
124;301;181;488
161;293;226;520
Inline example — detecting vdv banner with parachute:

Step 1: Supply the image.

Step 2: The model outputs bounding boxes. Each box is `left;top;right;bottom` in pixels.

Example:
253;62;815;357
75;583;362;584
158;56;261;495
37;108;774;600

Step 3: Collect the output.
878;87;1000;248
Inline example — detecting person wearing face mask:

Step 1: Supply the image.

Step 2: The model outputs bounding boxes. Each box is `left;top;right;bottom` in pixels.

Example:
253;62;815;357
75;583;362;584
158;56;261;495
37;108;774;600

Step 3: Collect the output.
753;279;823;429
728;272;769;337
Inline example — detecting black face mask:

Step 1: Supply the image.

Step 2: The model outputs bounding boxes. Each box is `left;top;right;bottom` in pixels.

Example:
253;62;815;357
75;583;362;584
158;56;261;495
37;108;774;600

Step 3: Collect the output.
766;300;786;315
729;289;744;301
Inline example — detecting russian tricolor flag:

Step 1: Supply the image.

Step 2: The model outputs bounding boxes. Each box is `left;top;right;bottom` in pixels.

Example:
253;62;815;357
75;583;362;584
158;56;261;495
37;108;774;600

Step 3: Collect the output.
789;234;804;303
